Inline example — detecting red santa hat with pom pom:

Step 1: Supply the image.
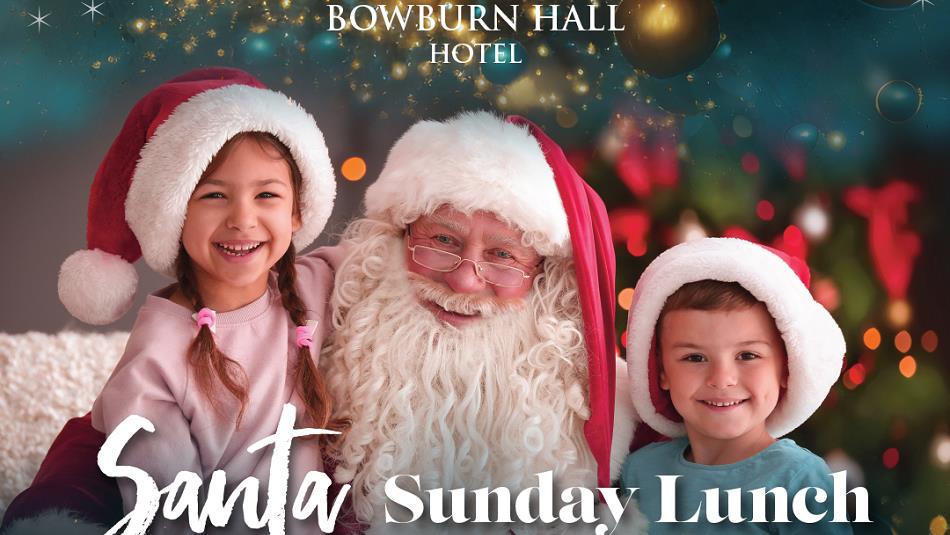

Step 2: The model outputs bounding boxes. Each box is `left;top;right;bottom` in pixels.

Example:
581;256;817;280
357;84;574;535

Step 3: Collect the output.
618;237;846;444
58;67;336;325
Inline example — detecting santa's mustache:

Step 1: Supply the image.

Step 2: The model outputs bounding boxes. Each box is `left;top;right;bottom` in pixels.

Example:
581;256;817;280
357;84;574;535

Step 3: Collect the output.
407;273;526;318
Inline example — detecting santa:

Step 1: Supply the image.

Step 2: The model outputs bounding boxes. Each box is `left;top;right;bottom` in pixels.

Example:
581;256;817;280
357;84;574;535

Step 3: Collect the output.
320;111;620;531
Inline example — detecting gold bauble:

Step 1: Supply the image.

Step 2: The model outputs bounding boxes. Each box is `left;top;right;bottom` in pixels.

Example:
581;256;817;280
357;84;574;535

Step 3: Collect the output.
615;0;719;79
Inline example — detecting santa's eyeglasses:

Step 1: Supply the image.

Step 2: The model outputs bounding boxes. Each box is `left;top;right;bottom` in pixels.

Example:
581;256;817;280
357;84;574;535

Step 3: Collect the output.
405;227;536;288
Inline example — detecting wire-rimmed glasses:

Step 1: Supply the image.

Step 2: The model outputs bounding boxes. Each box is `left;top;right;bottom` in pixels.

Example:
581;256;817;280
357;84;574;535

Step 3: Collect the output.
406;242;534;288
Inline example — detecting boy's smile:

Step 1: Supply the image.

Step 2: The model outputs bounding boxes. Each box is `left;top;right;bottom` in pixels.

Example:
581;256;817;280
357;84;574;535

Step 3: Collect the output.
659;303;788;464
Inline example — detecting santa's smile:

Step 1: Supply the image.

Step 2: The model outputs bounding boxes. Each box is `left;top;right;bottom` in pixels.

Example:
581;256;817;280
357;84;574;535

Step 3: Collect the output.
421;299;481;327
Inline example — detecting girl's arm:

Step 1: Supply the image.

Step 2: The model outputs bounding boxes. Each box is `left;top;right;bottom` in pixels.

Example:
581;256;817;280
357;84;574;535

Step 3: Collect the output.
95;344;202;514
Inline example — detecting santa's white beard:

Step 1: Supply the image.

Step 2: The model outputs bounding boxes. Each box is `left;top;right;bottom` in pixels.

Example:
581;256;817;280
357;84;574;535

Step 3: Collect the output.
322;219;596;529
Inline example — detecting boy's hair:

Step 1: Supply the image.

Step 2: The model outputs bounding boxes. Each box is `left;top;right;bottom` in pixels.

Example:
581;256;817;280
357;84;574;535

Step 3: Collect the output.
655;280;762;354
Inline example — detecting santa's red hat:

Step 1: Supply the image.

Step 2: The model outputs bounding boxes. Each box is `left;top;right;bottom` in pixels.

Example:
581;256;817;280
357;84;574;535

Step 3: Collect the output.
622;237;846;440
58;67;336;325
365;111;617;488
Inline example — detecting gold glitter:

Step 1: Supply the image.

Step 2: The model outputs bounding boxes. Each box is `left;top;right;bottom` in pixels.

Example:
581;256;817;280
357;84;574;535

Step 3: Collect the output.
217;48;225;57
131;18;148;34
91;60;102;70
144;51;156;61
283;76;293;85
182;36;198;54
391;62;408;80
206;29;216;38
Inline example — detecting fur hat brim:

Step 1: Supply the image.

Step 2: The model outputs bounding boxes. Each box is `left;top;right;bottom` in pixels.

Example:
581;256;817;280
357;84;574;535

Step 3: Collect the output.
626;238;846;438
126;84;336;276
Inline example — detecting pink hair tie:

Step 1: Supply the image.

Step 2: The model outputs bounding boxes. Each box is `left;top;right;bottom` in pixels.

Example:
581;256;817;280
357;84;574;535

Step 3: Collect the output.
193;307;217;334
295;321;318;349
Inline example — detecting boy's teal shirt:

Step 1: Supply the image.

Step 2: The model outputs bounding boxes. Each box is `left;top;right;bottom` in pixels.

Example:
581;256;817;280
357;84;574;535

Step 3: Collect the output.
619;437;853;534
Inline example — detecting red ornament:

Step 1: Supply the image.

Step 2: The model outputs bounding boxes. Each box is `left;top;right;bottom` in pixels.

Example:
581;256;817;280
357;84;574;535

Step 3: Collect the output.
609;208;652;258
770;224;808;260
843;181;921;299
615;134;680;199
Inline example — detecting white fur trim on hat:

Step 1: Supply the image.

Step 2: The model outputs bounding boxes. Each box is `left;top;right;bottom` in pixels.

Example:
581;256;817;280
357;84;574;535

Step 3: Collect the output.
126;84;336;276
58;249;138;325
365;111;569;256
626;238;846;438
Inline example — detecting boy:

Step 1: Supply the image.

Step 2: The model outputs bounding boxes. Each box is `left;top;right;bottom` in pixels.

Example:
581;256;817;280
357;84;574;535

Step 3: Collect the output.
619;237;851;533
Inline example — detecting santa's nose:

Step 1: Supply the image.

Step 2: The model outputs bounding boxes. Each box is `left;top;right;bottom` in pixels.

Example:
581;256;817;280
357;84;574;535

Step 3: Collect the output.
444;258;488;295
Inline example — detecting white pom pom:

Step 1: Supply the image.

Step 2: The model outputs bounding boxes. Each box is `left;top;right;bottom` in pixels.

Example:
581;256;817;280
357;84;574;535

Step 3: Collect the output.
58;249;138;325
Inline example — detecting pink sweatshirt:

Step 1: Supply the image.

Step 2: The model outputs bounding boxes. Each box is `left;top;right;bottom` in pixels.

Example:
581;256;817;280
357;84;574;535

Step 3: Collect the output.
91;248;336;525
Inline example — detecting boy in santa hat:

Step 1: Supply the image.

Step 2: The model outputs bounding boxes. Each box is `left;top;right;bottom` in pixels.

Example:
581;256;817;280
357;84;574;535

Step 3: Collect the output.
617;238;853;532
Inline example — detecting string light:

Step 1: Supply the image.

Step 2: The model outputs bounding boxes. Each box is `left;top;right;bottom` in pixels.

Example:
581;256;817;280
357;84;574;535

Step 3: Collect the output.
895;330;912;353
863;328;882;350
887;298;912;328
618;288;634;311
899;355;917;378
922;330;938;353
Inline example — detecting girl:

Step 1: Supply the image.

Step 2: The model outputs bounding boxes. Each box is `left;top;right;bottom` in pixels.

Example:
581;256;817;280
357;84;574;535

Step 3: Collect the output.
54;68;340;531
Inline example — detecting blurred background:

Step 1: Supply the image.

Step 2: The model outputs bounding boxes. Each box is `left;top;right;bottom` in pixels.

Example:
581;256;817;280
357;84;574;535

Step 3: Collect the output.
1;0;947;532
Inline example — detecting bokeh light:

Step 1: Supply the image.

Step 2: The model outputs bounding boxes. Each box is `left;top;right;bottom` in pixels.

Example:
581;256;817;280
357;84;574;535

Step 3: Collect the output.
931;515;948;535
863;328;882;350
899;355;917;378
618;288;635;311
922;330;938;353
882;447;899;469
895;330;912;353
341;156;367;181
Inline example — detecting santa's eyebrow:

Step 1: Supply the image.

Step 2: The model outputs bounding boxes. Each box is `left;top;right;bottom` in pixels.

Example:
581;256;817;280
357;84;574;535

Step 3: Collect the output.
424;216;469;235
485;233;520;248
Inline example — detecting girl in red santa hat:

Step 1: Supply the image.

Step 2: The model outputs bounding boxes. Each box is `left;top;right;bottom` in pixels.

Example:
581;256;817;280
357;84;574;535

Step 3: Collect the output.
15;67;340;533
